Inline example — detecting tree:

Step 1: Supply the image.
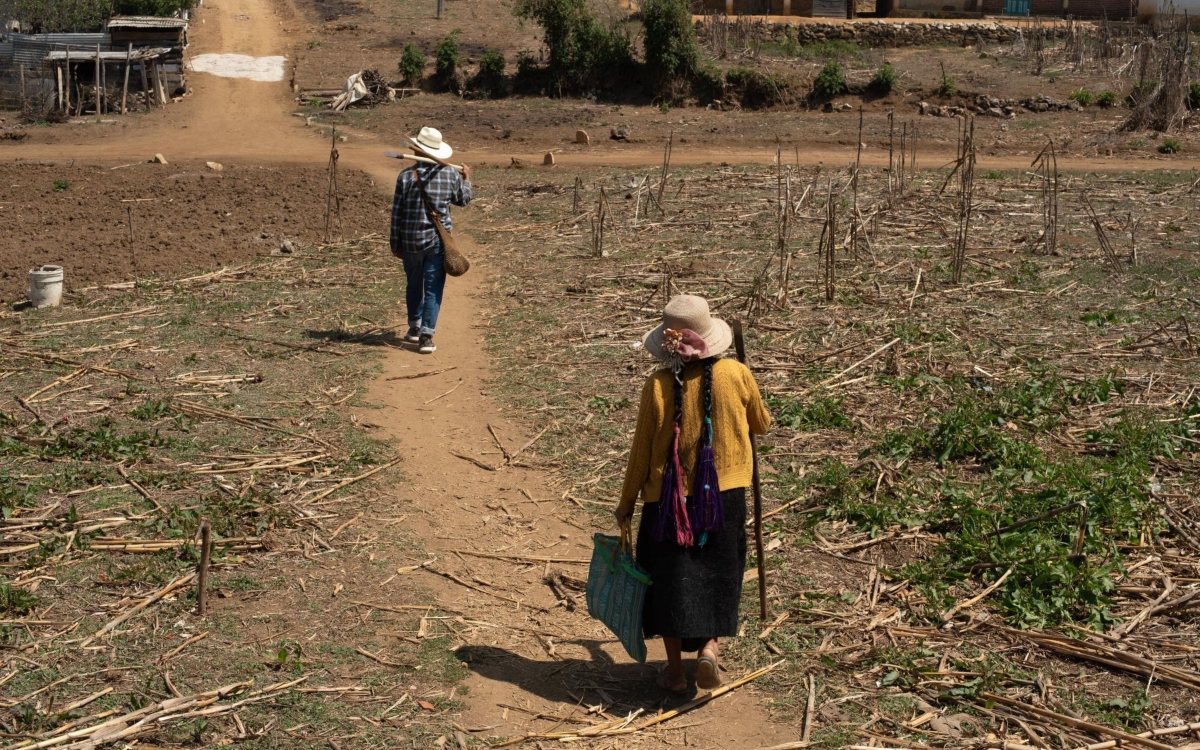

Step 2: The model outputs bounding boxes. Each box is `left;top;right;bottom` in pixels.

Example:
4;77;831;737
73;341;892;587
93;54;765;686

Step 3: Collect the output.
11;0;113;32
642;0;697;90
513;0;632;94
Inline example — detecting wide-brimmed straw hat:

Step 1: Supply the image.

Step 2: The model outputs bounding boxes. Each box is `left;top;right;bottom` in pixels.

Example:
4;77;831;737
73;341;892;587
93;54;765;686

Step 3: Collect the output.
642;294;733;361
409;126;453;160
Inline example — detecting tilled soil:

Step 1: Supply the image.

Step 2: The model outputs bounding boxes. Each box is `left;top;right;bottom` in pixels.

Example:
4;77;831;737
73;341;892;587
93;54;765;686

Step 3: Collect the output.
0;161;389;304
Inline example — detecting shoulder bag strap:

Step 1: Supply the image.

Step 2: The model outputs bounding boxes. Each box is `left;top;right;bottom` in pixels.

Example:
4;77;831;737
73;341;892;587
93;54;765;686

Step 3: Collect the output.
411;165;444;225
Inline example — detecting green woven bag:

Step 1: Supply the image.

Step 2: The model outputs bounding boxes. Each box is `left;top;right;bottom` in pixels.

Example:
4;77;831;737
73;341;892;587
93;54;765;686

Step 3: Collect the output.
586;522;652;663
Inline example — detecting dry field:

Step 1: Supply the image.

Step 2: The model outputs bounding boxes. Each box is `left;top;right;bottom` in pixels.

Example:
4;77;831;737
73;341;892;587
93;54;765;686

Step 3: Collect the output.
471;153;1200;747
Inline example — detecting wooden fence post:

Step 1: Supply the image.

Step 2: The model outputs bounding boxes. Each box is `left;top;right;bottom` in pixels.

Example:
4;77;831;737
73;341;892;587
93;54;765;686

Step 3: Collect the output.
94;44;102;114
121;43;132;114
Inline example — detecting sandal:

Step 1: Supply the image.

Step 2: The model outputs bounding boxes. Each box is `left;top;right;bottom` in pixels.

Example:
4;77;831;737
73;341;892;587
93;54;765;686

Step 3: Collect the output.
695;651;722;690
656;669;688;694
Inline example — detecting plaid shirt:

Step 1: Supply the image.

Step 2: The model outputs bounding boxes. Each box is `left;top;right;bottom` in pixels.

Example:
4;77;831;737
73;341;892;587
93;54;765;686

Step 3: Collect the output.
390;163;472;256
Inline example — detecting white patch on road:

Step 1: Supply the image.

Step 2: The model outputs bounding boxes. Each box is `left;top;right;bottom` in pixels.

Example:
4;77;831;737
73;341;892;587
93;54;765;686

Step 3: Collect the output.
189;54;286;82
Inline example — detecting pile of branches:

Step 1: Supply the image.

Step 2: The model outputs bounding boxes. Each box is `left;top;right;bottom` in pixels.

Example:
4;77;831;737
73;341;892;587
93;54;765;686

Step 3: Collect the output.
358;69;393;105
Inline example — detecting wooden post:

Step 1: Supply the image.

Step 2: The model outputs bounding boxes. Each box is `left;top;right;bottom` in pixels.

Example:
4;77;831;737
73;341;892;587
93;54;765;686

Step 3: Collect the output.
436;0;444;18
140;60;151;111
732;320;768;622
56;64;63;112
152;60;166;107
19;65;26;114
94;44;101;114
65;48;71;113
121;44;132;114
197;521;211;615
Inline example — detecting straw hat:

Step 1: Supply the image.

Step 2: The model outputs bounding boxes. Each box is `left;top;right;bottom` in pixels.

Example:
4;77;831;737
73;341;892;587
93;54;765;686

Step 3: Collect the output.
409;126;453;160
642;295;733;362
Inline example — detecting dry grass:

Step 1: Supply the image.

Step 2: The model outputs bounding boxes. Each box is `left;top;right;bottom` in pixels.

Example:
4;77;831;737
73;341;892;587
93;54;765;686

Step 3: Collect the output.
471;155;1200;748
0;237;469;749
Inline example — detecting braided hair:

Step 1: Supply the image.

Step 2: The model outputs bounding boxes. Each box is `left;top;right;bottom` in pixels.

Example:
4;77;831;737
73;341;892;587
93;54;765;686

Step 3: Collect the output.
654;358;724;546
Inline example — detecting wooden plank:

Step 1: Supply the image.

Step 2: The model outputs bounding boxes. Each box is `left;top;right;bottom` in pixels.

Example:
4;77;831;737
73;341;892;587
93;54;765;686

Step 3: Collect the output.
56;64;63;112
94;44;101;114
121;43;132;114
64;48;71;112
140;61;151;111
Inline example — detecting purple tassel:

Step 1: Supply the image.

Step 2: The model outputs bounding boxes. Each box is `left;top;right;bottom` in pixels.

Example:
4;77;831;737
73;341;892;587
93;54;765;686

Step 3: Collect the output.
692;418;724;533
655;424;694;546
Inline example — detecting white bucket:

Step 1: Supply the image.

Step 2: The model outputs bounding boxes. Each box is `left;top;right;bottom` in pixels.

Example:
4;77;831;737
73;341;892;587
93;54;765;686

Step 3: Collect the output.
28;265;64;309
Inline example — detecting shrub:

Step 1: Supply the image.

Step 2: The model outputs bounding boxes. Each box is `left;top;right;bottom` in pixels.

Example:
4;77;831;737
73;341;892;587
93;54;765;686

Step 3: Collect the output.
435;30;463;93
869;62;897;95
1190;81;1200;109
471;50;507;98
811;60;846;100
934;63;955;97
53;178;69;192
398;43;426;87
513;0;633;94
691;63;725;104
1159;137;1182;154
1069;88;1093;106
725;66;786;108
642;0;698;91
1096;91;1118;108
113;0;193;14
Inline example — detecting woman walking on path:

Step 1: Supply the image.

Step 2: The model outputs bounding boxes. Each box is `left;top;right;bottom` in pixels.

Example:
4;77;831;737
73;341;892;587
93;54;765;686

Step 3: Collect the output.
616;294;771;693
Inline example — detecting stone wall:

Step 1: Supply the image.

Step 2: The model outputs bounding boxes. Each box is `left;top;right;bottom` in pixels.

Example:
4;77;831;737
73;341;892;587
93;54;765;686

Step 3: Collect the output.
694;17;1078;46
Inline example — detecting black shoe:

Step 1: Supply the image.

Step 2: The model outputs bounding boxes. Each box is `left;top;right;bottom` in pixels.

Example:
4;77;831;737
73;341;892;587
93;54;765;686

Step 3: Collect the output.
418;334;436;354
404;326;421;344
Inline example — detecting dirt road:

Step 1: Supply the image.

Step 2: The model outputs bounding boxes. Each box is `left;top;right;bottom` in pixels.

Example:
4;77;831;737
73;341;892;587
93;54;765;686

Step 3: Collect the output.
0;0;800;745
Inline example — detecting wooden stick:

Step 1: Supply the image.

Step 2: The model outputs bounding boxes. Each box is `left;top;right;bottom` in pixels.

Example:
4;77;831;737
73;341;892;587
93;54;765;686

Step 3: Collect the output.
161;630;210;661
812;337;901;390
301;456;403;506
80;573;197;648
940;565;1013;622
197;521;212;615
384;151;465;174
732;319;768;621
980;693;1174;750
115;464;166;513
440;549;590;565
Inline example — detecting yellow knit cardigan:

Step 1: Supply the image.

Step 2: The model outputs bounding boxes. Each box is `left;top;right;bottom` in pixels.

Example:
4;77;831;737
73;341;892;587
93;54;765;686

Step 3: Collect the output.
617;357;771;517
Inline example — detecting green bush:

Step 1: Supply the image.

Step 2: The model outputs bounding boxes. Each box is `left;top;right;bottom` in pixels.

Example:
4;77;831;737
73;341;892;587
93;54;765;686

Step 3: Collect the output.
725;66;786;108
1159;137;1182;154
811;60;846;100
53;178;69;192
113;0;193;15
642;0;697;91
1189;81;1200;109
11;0;112;32
691;63;725;104
398;43;426;87
869;62;897;95
934;65;956;97
471;50;507;98
435;30;463;93
1069;88;1093;106
513;0;633;94
1096;91;1118;108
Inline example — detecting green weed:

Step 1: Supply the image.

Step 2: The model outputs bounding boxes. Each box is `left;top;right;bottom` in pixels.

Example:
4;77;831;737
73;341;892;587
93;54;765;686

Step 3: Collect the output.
770;394;851;430
812;60;846;100
1069;88;1093;106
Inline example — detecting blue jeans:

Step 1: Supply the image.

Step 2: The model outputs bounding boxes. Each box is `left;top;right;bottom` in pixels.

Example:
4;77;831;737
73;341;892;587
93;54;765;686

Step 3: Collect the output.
402;250;446;336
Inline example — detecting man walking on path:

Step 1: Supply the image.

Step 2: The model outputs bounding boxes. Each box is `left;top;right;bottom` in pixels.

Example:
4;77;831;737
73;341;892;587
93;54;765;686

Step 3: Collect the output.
390;126;473;354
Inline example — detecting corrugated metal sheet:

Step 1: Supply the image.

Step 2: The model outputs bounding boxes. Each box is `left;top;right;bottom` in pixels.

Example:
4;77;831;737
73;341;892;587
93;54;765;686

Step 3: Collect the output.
0;42;13;62
107;16;187;29
5;32;109;67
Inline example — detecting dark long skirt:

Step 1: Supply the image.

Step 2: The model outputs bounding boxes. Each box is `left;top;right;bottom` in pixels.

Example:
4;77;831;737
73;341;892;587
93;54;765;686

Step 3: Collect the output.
636;488;747;653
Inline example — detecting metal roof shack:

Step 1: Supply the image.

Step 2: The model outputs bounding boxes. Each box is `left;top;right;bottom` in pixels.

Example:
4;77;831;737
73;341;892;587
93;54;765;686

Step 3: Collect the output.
106;16;187;55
